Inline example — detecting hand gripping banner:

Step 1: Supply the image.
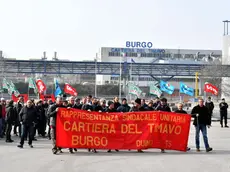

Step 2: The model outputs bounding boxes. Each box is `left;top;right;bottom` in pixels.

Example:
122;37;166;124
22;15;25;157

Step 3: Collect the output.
56;108;191;152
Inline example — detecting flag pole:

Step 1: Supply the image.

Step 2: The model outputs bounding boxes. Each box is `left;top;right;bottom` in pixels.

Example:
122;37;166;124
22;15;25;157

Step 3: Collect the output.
95;53;97;98
119;55;122;101
195;72;199;98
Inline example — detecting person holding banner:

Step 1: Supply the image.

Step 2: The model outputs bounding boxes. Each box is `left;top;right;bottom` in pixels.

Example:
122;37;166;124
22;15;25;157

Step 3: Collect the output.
130;98;145;153
47;97;64;154
105;101;119;153
156;98;171;153
174;103;191;151
191;98;213;152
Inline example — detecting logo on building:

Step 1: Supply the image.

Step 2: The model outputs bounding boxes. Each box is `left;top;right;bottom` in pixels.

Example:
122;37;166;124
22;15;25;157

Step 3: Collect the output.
126;41;153;49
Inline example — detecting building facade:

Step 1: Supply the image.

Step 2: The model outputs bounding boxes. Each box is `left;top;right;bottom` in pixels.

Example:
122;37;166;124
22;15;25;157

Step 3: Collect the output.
96;47;222;88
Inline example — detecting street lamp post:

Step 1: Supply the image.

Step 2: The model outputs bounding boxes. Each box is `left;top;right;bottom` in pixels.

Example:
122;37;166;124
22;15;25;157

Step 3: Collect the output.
95;53;98;98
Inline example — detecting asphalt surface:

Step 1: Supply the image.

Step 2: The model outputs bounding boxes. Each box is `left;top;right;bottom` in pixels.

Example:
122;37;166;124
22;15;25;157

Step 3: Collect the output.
0;121;229;172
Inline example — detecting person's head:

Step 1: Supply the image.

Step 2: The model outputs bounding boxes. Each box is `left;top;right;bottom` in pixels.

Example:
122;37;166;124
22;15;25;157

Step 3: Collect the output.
26;100;33;108
69;96;75;105
160;98;167;106
198;98;204;107
122;98;127;105
135;98;141;107
1;98;6;105
87;95;92;103
208;97;211;101
36;100;43;106
148;101;153;107
222;98;225;103
63;100;68;107
7;100;14;106
141;99;145;105
177;103;183;110
56;97;63;105
114;96;119;103
82;97;87;104
48;99;53;105
92;97;98;105
18;97;24;103
108;101;114;109
75;98;81;104
100;99;106;107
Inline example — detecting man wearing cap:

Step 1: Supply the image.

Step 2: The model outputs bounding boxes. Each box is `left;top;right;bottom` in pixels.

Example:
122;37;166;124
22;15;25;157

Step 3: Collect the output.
205;97;214;126
219;98;229;128
156;98;171;153
130;98;145;152
117;98;130;113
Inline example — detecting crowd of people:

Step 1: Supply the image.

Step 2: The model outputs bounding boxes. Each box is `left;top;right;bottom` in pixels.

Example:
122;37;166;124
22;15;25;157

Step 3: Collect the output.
0;95;228;154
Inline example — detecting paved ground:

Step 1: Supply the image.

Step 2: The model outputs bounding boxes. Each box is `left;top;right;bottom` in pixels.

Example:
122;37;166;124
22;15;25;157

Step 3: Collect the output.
0;121;230;172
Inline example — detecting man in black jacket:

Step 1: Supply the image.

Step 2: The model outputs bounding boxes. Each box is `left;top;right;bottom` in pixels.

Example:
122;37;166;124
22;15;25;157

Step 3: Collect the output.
191;98;212;152
47;97;63;154
13;97;24;137
5;100;15;142
17;100;38;148
117;98;130;112
219;98;229;128
205;97;214;125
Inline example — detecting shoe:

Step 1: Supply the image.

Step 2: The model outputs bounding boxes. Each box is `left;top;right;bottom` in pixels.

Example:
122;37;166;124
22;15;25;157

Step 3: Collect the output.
92;149;97;153
17;145;23;148
6;140;14;143
186;147;191;151
69;149;74;154
58;149;63;153
88;149;91;152
74;148;77;152
52;148;58;154
221;125;223;128
206;147;213;152
225;125;229;128
161;149;165;153
138;150;144;153
115;149;119;152
107;150;112;153
29;145;33;148
196;148;200;152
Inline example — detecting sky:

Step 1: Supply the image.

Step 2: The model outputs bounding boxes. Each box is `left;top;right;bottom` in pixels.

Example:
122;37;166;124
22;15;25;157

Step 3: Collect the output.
0;0;230;61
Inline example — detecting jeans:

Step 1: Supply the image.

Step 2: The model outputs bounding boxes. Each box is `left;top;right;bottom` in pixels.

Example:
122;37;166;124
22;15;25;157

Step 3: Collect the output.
0;118;2;137
195;124;210;149
20;124;34;146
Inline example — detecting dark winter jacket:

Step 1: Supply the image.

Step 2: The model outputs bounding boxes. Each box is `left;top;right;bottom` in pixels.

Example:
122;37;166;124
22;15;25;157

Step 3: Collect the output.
114;102;121;110
156;104;171;112
14;102;23;123
117;104;131;112
47;103;64;127
219;102;228;114
67;103;82;110
191;105;211;126
19;106;38;126
6;104;16;124
205;101;214;114
174;109;187;114
129;106;145;112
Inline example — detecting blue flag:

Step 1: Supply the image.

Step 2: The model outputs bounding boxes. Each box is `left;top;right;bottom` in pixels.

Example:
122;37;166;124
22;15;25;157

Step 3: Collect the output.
54;78;62;97
160;80;174;95
180;82;194;96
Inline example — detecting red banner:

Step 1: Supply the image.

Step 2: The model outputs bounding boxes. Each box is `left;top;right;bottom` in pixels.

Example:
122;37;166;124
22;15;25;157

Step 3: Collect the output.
56;108;191;152
204;82;218;95
12;94;28;102
64;83;78;96
36;79;46;94
39;94;55;102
